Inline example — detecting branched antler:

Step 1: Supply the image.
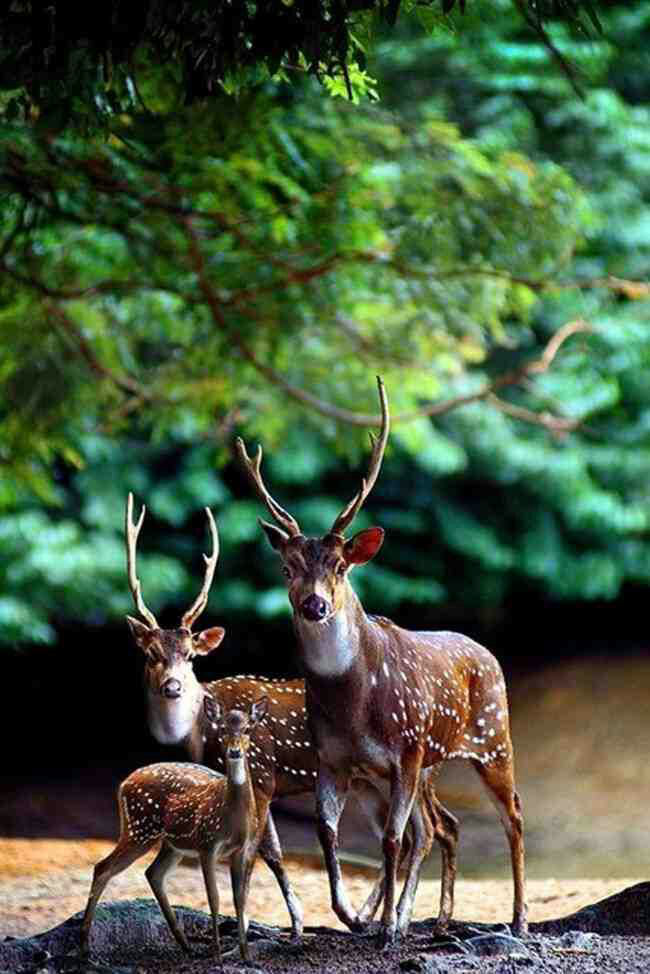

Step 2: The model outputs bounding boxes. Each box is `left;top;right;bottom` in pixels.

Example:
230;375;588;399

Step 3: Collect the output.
235;439;302;538
330;376;390;537
125;492;159;629
181;508;220;630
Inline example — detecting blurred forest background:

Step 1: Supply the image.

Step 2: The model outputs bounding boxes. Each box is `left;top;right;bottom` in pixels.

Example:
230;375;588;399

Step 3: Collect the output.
1;2;650;879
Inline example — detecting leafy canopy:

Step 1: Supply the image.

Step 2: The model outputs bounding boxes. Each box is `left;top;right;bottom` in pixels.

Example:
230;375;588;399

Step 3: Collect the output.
0;0;604;130
0;83;588;493
2;3;650;648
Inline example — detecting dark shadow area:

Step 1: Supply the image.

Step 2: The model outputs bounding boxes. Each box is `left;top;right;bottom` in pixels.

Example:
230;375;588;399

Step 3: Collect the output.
3;586;649;851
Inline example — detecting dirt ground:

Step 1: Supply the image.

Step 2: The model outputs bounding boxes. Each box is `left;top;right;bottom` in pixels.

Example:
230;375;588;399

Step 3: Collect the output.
0;836;642;941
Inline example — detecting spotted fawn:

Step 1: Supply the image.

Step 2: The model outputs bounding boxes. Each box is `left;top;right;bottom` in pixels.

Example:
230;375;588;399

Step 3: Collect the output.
80;698;269;962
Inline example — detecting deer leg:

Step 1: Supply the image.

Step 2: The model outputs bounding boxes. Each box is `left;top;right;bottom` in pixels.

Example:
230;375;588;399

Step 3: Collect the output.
472;757;528;936
358;874;385;924
230;847;254;963
396;782;434;936
429;795;459;932
378;749;423;950
350;779;388;922
145;843;190;953
199;849;222;963
419;765;459;933
350;778;414;923
257;810;304;940
315;762;362;931
80;838;154;956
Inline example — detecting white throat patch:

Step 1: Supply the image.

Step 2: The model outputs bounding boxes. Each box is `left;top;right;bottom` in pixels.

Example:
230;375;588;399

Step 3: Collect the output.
228;758;246;785
147;686;201;746
296;610;357;677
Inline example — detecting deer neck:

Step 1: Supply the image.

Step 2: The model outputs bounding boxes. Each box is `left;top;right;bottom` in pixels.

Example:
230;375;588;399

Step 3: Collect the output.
294;583;367;679
226;754;249;788
224;755;257;834
145;670;204;748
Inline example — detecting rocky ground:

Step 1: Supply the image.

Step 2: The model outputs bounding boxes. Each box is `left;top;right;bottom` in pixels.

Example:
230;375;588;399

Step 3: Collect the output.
2;884;650;974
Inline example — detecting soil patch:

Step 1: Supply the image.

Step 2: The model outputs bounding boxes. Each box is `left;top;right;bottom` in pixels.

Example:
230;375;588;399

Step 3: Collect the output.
2;887;650;974
0;837;642;940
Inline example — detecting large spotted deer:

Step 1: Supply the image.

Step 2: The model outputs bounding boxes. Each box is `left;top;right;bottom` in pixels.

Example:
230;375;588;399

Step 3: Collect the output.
236;377;527;948
80;699;269;963
125;495;459;936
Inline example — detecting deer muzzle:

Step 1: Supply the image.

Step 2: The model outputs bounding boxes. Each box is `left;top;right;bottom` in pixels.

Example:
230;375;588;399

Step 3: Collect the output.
161;678;182;699
300;593;329;622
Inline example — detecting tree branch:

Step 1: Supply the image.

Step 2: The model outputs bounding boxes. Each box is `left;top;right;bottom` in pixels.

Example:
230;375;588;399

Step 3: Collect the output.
0;261;167;300
513;0;584;98
487;394;583;435
6;149;648;305
182;213;591;430
47;304;145;399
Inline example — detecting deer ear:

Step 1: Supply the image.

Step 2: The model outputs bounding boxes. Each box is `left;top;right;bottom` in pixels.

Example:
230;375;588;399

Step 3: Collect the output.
259;519;289;551
250;695;269;726
343;527;385;566
192;626;226;655
203;695;222;725
126;616;155;651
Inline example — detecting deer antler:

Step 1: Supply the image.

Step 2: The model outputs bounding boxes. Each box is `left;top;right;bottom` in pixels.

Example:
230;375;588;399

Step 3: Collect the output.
125;492;159;629
181;508;219;630
235;439;302;538
330;376;390;537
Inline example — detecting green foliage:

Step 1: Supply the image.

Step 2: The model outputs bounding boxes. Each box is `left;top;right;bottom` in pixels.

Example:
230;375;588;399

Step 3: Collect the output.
0;83;587;480
365;1;650;604
0;1;605;131
2;2;650;647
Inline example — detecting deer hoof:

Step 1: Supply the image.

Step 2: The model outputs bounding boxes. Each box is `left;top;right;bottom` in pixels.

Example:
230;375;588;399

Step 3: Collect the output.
376;924;400;950
336;909;365;934
178;939;193;955
511;917;529;939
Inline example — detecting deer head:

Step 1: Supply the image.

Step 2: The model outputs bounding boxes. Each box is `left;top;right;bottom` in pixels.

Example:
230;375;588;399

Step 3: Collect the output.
236;377;389;625
204;696;269;761
125;493;225;699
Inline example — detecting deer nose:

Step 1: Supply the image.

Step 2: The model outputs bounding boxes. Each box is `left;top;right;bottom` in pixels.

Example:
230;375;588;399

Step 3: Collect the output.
161;678;182;699
301;594;329;621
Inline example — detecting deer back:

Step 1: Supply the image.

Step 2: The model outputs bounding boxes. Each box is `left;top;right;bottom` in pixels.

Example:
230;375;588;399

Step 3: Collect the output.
202;676;318;797
303;614;511;775
119;761;258;854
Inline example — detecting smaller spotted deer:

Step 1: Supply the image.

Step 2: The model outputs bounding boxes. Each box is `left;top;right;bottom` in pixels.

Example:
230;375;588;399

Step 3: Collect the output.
80;698;268;963
124;492;304;938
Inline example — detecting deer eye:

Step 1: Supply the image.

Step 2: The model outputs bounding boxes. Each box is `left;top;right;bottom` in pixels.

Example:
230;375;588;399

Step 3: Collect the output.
281;565;292;579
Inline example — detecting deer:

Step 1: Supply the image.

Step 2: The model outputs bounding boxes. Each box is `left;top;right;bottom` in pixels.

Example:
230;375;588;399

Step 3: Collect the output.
124;494;460;937
124;492;303;939
80;698;269;963
236;376;527;949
